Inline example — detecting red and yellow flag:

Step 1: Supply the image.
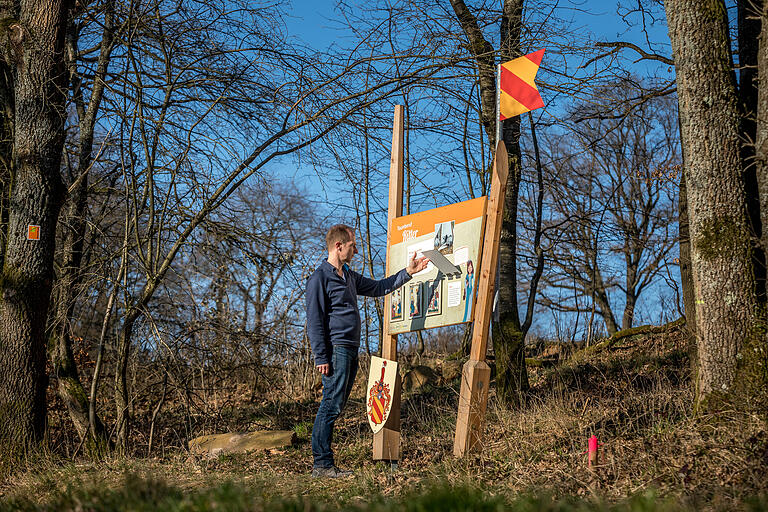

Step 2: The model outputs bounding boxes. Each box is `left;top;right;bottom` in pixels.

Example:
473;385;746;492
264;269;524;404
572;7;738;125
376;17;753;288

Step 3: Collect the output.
499;49;545;120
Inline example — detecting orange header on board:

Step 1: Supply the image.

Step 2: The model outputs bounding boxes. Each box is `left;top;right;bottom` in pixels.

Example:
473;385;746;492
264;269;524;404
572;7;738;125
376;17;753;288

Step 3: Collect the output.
388;197;487;246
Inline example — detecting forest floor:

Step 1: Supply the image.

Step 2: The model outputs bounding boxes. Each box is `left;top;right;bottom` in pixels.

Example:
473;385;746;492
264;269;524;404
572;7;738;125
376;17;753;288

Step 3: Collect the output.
2;322;767;511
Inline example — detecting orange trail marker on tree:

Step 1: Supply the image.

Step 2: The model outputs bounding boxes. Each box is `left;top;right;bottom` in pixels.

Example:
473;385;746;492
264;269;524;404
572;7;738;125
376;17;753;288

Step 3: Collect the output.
27;225;40;240
498;49;546;120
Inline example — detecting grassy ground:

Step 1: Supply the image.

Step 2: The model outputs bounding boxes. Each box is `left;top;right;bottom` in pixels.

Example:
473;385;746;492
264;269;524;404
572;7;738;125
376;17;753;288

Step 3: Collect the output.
2;325;767;511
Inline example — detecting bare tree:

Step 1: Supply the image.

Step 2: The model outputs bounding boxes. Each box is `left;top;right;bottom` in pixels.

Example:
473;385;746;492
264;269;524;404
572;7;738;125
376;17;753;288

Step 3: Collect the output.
93;0;446;450
542;86;679;336
0;0;75;456
188;181;321;398
448;0;537;405
46;0;120;453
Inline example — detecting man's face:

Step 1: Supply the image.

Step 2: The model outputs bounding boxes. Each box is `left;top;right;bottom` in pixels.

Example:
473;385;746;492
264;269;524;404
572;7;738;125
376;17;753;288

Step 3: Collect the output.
337;235;357;264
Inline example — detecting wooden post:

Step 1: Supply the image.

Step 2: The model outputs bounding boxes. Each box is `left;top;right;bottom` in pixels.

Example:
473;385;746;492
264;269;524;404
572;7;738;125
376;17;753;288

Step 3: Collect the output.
372;372;401;460
373;105;404;461
453;141;508;457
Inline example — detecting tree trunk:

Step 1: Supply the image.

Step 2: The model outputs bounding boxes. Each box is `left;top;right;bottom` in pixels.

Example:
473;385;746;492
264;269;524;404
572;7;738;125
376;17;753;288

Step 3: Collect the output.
622;291;637;331
492;0;529;406
759;3;768;266
49;3;115;454
589;264;619;336
115;307;141;452
49;172;109;453
0;38;13;274
0;0;71;454
449;0;530;405
416;331;425;356
753;1;768;412
622;248;640;329
665;0;766;407
459;323;472;356
678;171;696;349
494;124;529;405
739;0;766;306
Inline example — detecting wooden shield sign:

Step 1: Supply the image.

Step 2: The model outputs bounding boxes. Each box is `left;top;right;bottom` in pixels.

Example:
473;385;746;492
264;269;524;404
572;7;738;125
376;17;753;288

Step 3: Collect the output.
366;356;397;433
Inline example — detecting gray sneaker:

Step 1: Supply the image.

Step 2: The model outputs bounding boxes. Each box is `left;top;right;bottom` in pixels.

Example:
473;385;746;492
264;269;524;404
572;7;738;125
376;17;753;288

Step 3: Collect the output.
311;466;354;478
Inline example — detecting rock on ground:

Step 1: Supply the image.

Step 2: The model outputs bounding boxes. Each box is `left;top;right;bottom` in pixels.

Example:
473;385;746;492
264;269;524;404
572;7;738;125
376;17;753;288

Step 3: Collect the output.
403;365;439;391
189;431;296;459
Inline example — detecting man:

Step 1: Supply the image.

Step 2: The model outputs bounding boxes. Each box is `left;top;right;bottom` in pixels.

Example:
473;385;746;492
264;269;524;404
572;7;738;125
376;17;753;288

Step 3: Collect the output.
306;224;428;478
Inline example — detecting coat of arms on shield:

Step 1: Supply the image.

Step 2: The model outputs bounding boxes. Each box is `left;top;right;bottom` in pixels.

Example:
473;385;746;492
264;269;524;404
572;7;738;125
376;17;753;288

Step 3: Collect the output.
366;356;397;433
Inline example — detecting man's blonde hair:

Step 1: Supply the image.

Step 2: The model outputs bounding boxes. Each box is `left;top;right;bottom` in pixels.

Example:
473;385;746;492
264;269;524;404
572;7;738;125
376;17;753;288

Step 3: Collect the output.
326;224;354;250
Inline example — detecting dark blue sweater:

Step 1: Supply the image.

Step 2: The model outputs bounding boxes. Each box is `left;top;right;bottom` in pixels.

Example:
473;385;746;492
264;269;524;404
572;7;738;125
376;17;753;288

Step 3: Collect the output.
306;260;412;365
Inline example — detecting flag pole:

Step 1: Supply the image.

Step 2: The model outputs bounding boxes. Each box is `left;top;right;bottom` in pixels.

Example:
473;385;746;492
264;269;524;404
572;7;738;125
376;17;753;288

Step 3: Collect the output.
495;63;501;147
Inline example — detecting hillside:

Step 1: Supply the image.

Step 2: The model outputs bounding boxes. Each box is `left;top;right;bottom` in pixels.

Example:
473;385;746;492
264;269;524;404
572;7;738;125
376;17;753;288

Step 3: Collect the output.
2;321;767;511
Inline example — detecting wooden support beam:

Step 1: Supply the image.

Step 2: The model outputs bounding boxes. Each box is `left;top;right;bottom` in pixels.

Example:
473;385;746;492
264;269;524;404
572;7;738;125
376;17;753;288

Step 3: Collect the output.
372;373;401;460
453;360;491;457
454;141;509;457
381;104;404;361
374;105;404;461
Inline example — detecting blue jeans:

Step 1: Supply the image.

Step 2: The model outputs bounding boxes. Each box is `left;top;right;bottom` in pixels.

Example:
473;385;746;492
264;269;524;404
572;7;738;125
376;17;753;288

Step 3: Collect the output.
311;345;359;468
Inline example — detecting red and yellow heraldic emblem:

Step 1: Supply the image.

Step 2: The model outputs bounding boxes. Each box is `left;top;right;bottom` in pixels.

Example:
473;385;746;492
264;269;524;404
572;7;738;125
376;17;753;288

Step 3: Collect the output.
366;356;397;434
499;48;546;120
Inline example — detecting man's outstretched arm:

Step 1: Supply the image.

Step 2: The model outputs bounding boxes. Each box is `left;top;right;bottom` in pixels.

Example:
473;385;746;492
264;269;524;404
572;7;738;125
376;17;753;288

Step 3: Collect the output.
354;254;429;297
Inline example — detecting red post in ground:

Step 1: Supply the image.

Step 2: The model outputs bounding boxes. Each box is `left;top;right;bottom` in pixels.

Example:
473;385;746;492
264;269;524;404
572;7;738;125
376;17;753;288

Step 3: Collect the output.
587;435;599;468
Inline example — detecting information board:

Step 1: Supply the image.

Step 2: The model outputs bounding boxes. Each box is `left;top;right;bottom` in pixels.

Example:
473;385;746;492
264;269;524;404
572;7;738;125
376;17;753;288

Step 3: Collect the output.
387;197;487;334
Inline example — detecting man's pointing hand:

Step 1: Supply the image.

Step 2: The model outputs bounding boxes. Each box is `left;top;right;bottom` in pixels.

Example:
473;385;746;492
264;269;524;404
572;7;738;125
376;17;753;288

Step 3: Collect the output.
406;254;430;275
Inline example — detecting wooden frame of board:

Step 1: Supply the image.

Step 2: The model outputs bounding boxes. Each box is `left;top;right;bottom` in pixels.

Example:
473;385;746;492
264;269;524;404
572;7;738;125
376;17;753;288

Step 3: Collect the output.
372;105;508;461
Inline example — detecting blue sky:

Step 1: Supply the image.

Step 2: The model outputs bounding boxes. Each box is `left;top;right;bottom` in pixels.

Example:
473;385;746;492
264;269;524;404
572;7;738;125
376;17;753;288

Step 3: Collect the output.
278;0;674;194
277;0;676;213
285;0;672;58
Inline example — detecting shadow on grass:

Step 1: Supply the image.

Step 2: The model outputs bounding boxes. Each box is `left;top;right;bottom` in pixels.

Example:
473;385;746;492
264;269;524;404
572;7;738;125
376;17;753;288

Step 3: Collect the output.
4;473;764;511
